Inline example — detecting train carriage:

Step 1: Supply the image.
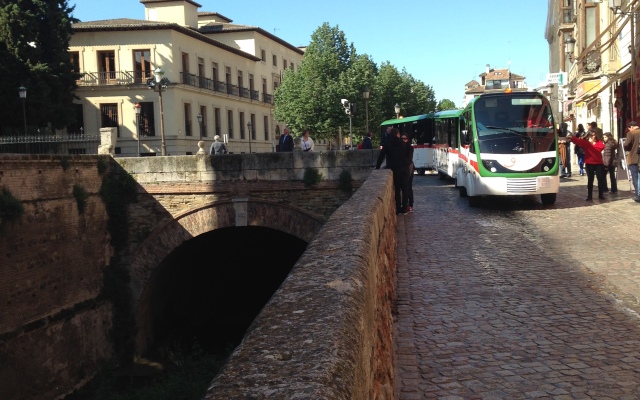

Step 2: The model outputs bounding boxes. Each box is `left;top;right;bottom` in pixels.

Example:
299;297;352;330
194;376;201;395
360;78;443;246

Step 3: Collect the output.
380;114;435;174
455;90;559;206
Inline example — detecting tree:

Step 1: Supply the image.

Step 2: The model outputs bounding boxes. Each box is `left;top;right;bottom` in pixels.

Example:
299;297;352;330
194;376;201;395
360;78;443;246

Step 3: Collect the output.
0;0;79;135
274;23;355;140
437;99;457;112
275;23;437;144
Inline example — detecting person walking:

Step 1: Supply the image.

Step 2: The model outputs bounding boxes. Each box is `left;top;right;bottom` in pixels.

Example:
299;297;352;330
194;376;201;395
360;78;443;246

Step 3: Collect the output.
602;132;618;194
209;135;228;155
559;123;572;177
402;133;415;213
575;123;586;175
300;129;314;152
375;128;412;214
623;121;640;202
279;128;294;152
569;131;606;201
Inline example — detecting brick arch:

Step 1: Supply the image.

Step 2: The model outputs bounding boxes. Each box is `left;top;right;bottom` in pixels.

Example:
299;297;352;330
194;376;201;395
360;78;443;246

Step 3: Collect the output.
129;198;325;355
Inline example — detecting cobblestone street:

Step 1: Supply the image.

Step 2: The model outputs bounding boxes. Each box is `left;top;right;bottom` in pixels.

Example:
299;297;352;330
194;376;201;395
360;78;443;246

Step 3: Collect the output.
394;174;640;399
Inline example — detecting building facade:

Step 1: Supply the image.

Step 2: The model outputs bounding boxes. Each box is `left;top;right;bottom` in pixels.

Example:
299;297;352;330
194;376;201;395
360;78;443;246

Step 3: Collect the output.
462;65;528;108
545;0;640;139
69;0;304;156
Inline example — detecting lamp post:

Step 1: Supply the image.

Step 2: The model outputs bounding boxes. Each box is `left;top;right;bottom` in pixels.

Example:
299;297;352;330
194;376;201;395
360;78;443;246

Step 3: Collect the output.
147;67;170;155
134;103;141;156
197;113;203;140
564;36;576;63
363;88;370;133
394;103;400;119
247;121;253;153
18;85;27;136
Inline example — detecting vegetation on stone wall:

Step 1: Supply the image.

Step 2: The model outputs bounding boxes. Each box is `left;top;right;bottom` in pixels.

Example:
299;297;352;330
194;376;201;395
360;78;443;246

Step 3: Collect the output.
99;164;138;365
303;167;323;186
72;184;89;214
338;169;353;192
60;156;70;171
0;187;24;227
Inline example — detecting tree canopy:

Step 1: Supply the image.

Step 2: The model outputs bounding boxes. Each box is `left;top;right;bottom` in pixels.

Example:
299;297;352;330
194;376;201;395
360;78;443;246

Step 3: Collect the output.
274;23;438;143
436;99;458;112
0;0;78;135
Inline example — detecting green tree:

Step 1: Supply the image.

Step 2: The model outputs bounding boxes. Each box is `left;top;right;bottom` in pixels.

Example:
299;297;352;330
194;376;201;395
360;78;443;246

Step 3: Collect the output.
274;23;355;140
0;0;79;135
275;23;437;145
437;99;458;111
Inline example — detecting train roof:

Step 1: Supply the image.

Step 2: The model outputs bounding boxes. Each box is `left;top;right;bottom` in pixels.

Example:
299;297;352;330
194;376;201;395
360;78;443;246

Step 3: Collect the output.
380;113;434;126
434;109;463;118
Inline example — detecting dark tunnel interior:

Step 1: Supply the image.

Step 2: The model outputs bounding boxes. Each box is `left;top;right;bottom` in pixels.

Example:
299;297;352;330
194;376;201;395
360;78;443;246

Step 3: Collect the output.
147;226;308;357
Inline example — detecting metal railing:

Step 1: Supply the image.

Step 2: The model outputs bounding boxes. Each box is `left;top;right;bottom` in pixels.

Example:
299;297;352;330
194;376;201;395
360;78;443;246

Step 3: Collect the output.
76;70;275;103
0;134;100;155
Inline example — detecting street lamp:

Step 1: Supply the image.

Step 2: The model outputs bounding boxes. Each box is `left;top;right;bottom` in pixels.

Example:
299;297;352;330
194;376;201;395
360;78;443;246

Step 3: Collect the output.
247;121;253;153
363;88;370;133
134;103;141;156
197;113;203;140
394;103;400;119
147;67;170;155
341;98;353;150
565;36;576;62
18;85;27;136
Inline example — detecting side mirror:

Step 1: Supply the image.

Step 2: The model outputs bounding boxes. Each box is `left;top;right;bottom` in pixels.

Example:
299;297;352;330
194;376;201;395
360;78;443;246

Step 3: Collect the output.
461;129;469;144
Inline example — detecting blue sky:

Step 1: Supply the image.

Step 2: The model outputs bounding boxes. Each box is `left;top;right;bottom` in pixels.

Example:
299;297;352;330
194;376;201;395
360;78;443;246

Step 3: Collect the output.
69;0;550;108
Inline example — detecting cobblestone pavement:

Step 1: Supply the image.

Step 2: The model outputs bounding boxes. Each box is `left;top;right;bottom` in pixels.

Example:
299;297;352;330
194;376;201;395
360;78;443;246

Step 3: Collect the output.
394;173;640;399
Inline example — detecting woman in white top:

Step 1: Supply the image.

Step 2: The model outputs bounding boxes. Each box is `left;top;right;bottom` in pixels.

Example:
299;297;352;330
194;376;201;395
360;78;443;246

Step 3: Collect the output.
300;129;314;152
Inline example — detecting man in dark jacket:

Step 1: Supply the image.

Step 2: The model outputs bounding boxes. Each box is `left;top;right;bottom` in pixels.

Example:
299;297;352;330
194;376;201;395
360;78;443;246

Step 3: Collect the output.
376;128;413;214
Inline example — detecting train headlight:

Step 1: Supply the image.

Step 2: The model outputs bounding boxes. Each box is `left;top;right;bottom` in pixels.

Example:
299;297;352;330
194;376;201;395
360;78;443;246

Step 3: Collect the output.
482;159;498;173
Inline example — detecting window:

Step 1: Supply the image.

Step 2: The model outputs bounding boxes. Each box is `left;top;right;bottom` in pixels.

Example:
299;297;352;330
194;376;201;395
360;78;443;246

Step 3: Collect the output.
97;51;116;83
272;54;277;67
250;114;256;140
70;52;80;73
212;62;219;81
199;105;207;138
585;4;597;47
263;115;269;140
561;0;573;24
184;103;192;136
239;112;245;139
100;103;119;137
214;107;221;136
261;49;266;61
198;57;205;88
182;52;190;73
133;49;151;83
227;109;234;139
283;59;288;69
226;66;232;92
138;102;155;137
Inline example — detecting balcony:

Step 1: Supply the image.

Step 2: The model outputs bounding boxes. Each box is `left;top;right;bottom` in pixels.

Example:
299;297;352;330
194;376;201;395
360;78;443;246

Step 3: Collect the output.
76;70;274;103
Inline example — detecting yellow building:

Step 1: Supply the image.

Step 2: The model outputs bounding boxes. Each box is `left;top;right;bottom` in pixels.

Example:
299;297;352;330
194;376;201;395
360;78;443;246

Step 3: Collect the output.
70;0;304;156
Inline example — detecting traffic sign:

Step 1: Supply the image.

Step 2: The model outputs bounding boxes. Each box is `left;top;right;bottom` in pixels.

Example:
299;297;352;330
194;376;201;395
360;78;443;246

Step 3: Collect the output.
547;72;567;86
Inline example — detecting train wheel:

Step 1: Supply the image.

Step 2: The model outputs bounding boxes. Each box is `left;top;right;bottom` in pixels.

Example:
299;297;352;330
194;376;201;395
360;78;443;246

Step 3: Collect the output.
458;185;467;197
438;171;446;180
468;195;482;207
541;193;557;205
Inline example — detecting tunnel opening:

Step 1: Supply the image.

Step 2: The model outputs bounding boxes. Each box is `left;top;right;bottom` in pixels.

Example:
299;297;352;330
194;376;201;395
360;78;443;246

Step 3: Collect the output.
147;225;308;358
65;226;307;400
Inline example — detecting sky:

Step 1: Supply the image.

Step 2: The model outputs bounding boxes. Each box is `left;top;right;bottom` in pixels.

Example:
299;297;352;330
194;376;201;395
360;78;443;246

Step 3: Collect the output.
69;0;551;108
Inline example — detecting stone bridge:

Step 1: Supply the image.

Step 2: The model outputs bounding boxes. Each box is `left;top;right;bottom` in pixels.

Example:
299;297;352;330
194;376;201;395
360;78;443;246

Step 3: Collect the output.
0;151;397;400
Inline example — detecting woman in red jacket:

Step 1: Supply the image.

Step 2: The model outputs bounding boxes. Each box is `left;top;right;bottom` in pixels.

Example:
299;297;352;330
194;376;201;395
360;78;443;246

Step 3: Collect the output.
569;131;606;201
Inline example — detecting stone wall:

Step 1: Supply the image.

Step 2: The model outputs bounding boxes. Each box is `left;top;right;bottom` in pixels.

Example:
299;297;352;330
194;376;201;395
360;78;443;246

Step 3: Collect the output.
0;154;113;400
204;169;397;400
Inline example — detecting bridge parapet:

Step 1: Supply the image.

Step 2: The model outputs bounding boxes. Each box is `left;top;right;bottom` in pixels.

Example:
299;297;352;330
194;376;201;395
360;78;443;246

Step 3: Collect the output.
115;150;378;184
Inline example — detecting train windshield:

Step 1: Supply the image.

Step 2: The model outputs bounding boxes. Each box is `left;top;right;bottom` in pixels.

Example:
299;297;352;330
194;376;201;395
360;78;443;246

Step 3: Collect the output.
474;95;556;154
